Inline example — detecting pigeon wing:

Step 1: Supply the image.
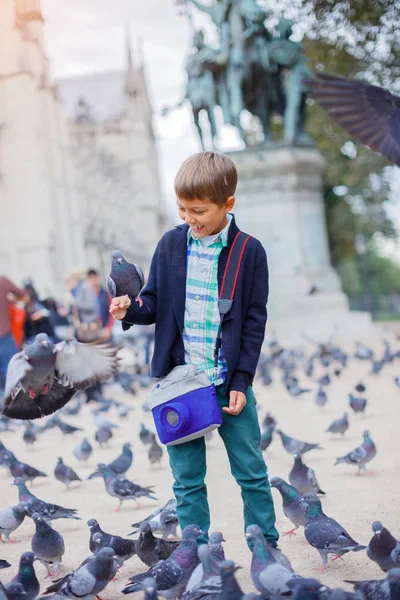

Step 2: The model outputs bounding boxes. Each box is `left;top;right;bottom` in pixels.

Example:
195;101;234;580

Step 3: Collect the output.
68;565;97;596
107;276;117;299
4;353;33;400
306;74;400;166
134;264;145;290
152;558;184;590
55;340;120;390
2;381;77;420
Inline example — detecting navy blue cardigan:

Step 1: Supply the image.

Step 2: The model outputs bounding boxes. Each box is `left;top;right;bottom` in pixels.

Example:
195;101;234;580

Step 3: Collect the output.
122;214;269;394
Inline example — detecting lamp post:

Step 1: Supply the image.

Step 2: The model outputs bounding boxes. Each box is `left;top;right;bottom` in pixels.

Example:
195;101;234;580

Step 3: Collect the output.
355;233;374;318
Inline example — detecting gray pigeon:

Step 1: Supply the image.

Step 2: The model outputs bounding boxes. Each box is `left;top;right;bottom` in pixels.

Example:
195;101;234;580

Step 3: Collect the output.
13;477;81;523
73;438;93;463
88;443;133;479
87;518;136;567
349;393;367;414
140;423;154;446
182;544;222;600
260;425;275;451
0;503;26;542
1;581;27;600
122;524;202;598
140;578;159;600
94;463;157;510
335;430;377;474
108;249;144;332
130;499;178;539
23;424;37;447
276;430;322;455
218;560;244;600
315;387;328;407
31;512;65;577
302;493;366;568
270;477;306;538
287;578;326;600
6;552;39;600
148;434;163;467
289;454;325;495
326;413;349;435
246;524;302;596
0;560;11;569
43;546;117;599
1;333;120;420
2;452;47;483
367;521;400;572
95;426;113;446
135;522;180;568
344;568;400;600
185;531;225;591
55;419;82;436
54;458;81;490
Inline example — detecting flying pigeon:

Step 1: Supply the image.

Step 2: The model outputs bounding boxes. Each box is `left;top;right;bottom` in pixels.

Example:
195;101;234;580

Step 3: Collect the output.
302;493;366;568
0;503;26;542
326;412;349;435
88;443;133;479
276;430;323;455
2;452;47;483
135;522;180;568
289;454;325;495
122;524;202;597
148;434;163;466
54;458;82;490
108;249;145;331
87;518;136;567
130;499;178;539
306;74;400;167
1;333;120;420
270;477;306;538
31;512;65;577
12;477;81;523
335;430;377;474
6;552;39;600
93;463;157;510
349;393;367;414
367;521;400;572
73;438;93;463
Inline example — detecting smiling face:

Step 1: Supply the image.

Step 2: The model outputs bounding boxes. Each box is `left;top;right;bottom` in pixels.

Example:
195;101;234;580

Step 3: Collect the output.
177;196;235;239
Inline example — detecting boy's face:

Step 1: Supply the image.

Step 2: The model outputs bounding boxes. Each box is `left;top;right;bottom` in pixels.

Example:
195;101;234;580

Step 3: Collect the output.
177;196;235;239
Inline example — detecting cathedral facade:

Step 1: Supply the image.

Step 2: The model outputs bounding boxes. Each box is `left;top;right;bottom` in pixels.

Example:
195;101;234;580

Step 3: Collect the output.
0;0;164;297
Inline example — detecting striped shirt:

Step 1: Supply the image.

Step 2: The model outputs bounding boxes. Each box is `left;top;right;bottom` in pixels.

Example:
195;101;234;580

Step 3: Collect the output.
183;215;232;385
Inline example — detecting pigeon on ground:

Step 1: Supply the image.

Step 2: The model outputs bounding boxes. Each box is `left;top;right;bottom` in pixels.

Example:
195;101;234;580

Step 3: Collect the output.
318;374;331;387
262;412;276;429
353;342;374;361
115;371;138;396
344;568;400;600
306;74;400;167
289;454;325;495
286;382;311;397
6;552;39;600
0;560;11;569
218;560;244;600
87;518;136;567
31;512;65;577
148;434;163;466
115;401;131;418
0;503;26;542
246;524;301;596
73;438;93;463
186;531;225;591
335;430;377;474
92;399;113;415
95;426;113;446
140;423;153;446
349;393;367;414
370;359;385;375
93;413;119;430
302;493;366;568
1;333;120;420
182;544;222;600
3;452;47;483
260;425;275;451
135;522;180;568
22;424;37;447
42;546;117;599
55;419;82;435
287;578;326;600
108;249;144;331
355;382;366;393
94;463;157;510
54;458;81;490
1;581;27;600
270;477;306;538
122;524;202;598
0;440;9;466
138;578;159;600
276;430;322;455
12;477;81;523
88;443;133;479
326;413;349;436
130;500;178;539
63;395;82;416
367;521;399;572
315;387;328;407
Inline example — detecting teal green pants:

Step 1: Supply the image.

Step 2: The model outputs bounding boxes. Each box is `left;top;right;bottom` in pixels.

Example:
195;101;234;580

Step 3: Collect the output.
167;385;279;546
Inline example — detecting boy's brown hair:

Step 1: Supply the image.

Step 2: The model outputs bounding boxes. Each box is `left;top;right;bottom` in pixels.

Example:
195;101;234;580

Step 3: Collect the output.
174;151;238;206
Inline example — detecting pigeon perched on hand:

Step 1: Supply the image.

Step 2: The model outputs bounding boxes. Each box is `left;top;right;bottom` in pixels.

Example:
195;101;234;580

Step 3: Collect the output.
2;451;47;483
94;463;157;511
270;477;305;538
73;438;93;463
302;493;366;569
108;249;144;331
54;458;81;490
88;443;133;479
1;333;120;420
122;524;202;598
6;552;39;600
87;518;136;567
12;477;81;523
276;430;322;456
349;393;367;415
31;512;65;577
135;522;180;568
367;521;400;572
0;503;26;542
326;412;349;435
130;499;178;539
335;430;377;474
289;454;325;495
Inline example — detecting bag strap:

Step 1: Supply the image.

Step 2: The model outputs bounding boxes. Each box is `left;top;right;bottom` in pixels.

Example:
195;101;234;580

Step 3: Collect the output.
213;231;252;377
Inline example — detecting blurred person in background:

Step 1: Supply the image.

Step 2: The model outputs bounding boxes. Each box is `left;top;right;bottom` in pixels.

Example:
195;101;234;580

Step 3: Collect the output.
23;281;57;344
0;276;26;388
74;269;113;342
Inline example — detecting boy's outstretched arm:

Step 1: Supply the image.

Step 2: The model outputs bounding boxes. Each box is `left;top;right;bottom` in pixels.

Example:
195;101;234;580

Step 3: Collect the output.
109;245;159;326
229;244;269;395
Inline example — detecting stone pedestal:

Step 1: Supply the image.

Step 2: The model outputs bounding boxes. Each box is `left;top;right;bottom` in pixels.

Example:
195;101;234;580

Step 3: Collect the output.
228;146;373;343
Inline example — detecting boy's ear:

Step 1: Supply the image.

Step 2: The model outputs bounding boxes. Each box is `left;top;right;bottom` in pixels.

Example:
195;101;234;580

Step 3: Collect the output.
226;196;235;212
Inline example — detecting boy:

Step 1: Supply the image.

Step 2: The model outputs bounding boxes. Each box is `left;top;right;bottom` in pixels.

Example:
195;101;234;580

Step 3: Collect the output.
110;151;278;547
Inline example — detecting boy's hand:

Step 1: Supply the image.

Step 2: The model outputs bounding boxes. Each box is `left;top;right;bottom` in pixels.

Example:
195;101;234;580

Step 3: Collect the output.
109;295;131;321
223;390;246;416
